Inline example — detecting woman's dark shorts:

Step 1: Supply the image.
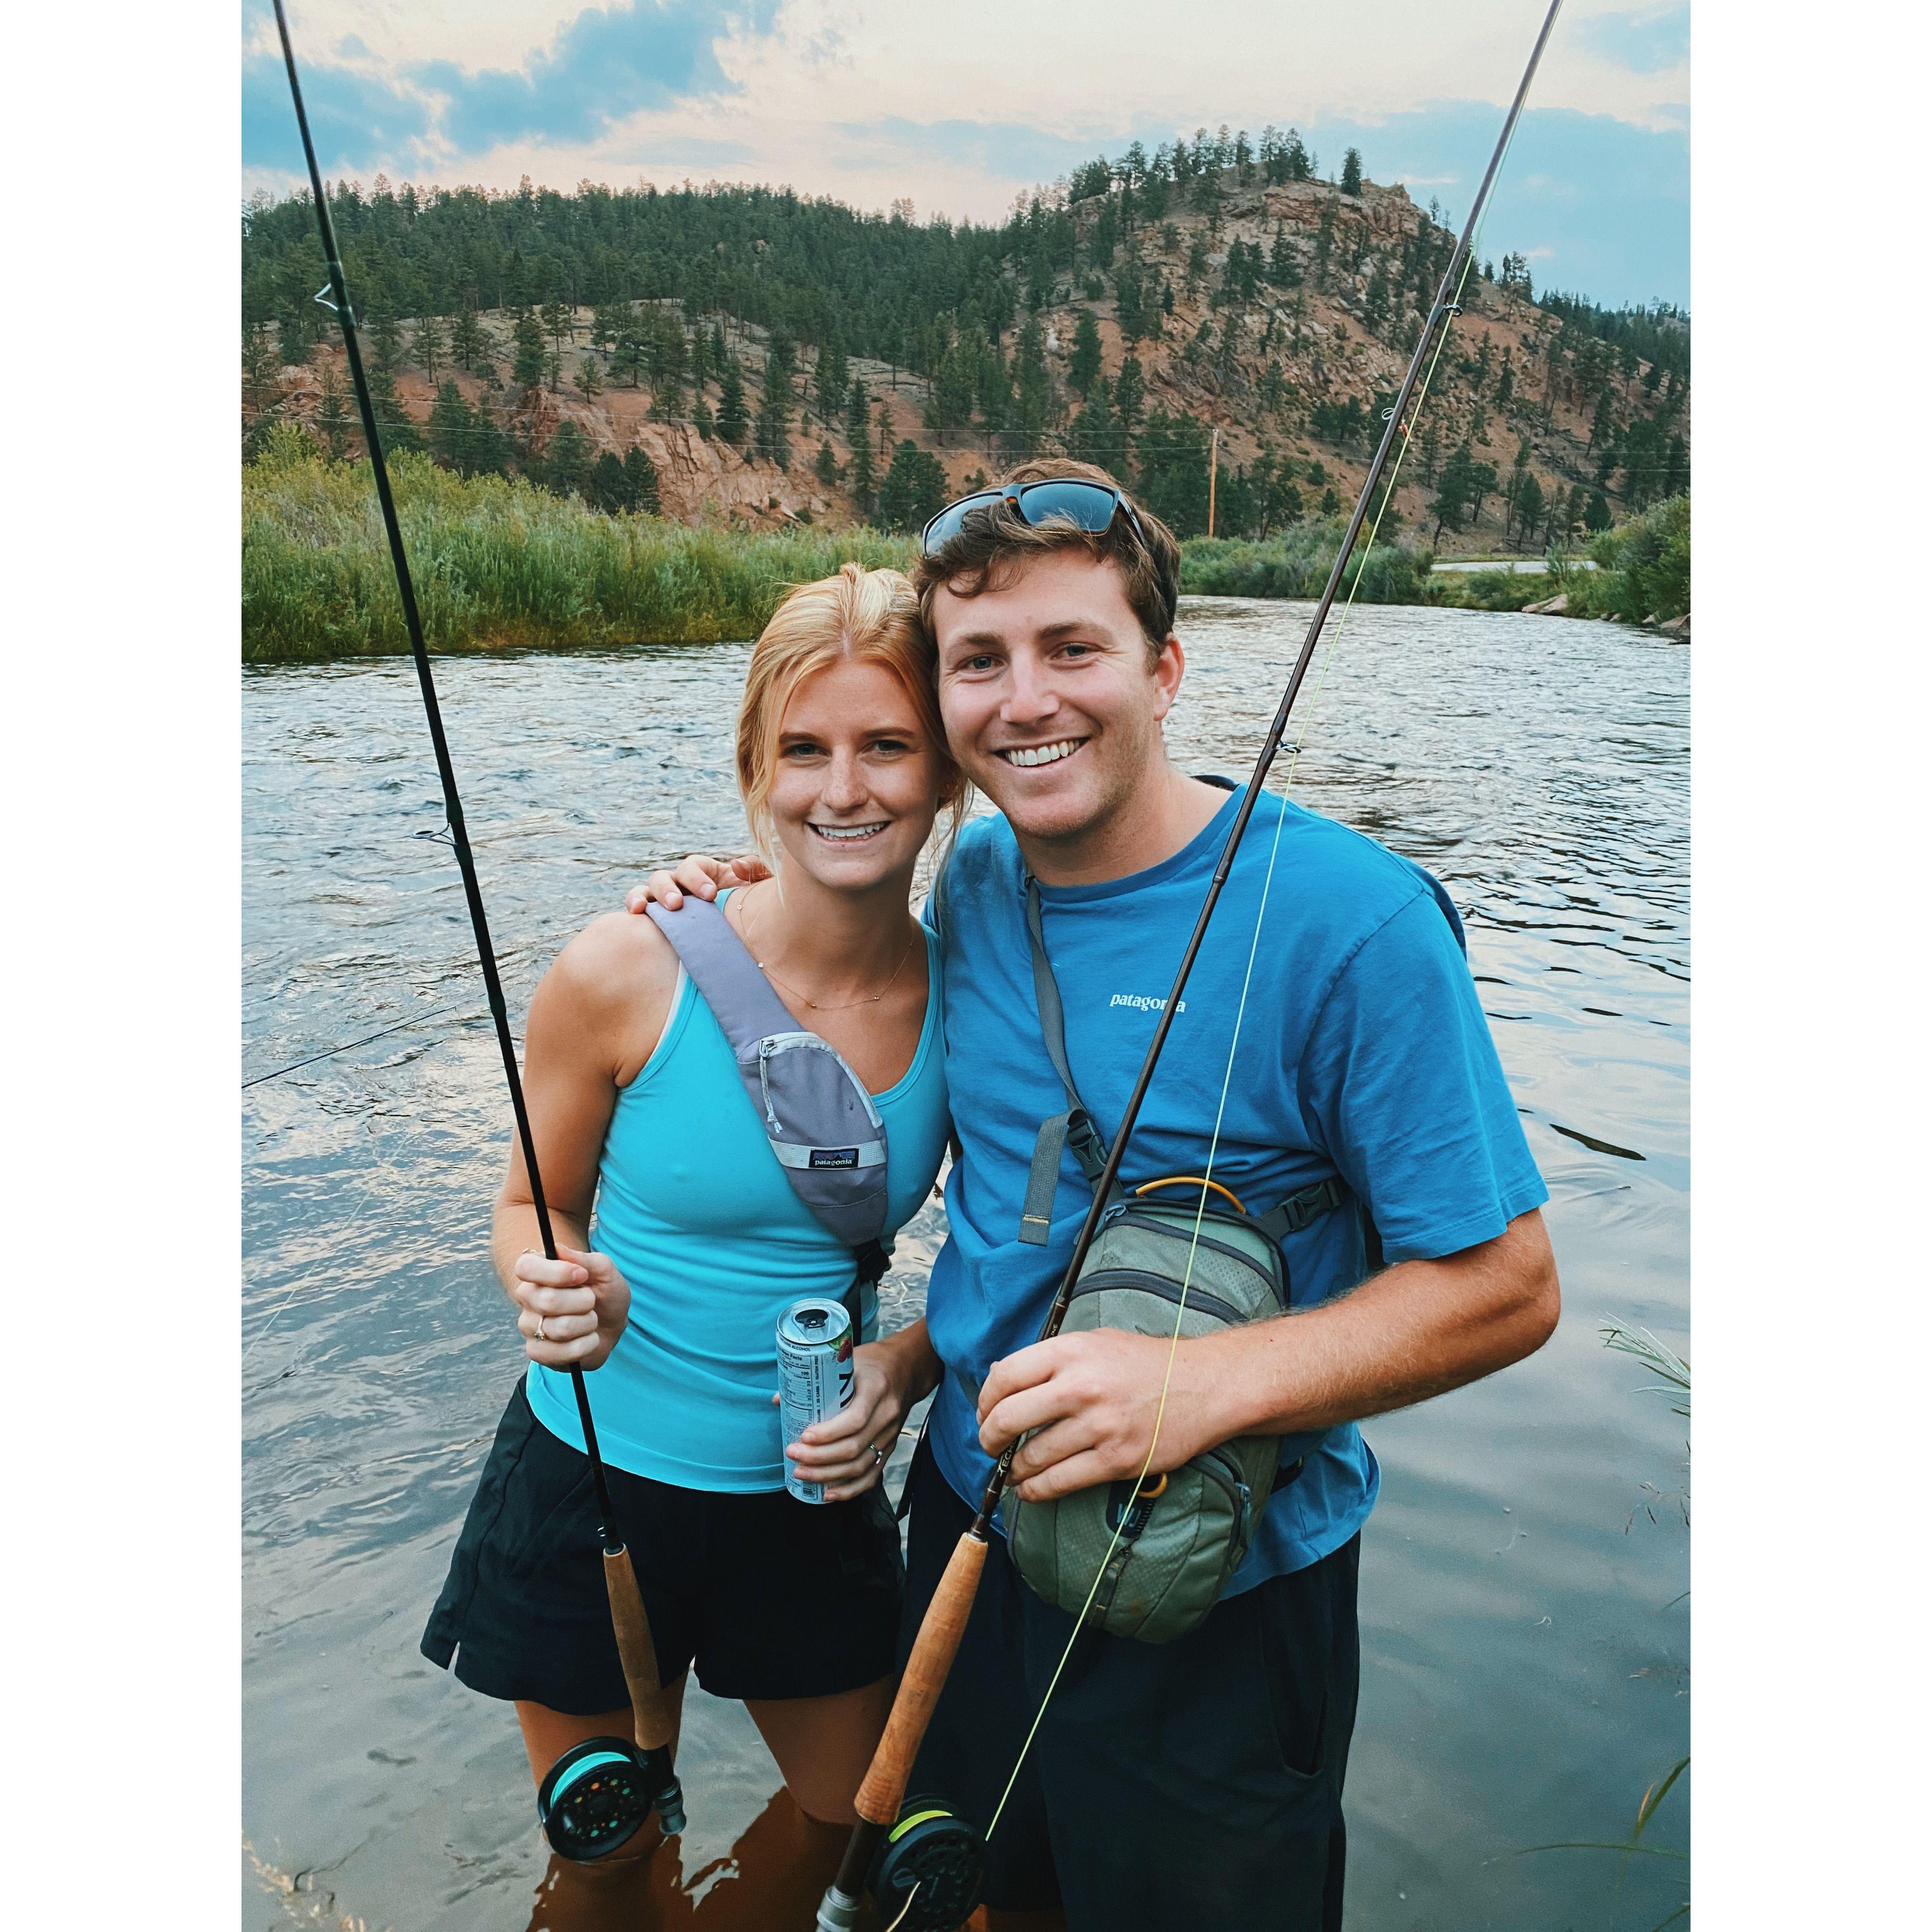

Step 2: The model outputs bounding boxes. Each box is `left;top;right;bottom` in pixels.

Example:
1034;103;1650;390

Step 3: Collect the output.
422;1380;904;1714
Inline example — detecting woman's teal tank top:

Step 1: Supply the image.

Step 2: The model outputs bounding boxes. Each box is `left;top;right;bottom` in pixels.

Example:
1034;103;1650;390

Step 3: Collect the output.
526;906;949;1491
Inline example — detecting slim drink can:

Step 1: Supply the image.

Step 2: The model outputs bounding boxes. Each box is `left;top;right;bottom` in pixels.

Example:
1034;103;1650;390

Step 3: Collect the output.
777;1296;854;1505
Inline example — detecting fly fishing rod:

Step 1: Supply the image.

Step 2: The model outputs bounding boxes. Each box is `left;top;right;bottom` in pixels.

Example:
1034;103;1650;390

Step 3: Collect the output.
818;3;1565;1924
271;0;683;1862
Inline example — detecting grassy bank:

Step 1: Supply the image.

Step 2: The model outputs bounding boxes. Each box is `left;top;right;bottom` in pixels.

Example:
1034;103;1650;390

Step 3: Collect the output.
1443;495;1689;623
243;434;916;662
243;436;1687;661
1178;526;1447;605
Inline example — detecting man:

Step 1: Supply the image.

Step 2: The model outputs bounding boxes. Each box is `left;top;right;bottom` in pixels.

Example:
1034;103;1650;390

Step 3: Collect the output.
636;460;1557;1930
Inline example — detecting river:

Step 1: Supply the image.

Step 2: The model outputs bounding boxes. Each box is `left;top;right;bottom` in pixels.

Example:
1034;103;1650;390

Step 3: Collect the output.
243;597;1689;1932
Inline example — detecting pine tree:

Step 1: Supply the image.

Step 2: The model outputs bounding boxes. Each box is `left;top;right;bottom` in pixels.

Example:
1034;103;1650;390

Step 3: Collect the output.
1268;221;1299;287
716;357;750;444
756;351;793;467
544;419;592;497
613;314;647;389
590;450;629;512
575;353;601;402
1069;312;1103;399
1133;411;1212;537
815;439;840;486
1585;487;1612;532
1101;359;1143;465
428;379;477;471
448;309;487;375
413;315;445;381
365;367;421;454
1340;149;1364;197
316;367;352;460
512;312;545;387
277;314;312;368
816;337;849;422
1431;442;1478;538
368;310;403;373
543;347;563;394
875;441;948;532
1587;387;1616;457
540;297;573;354
1067;378;1117;468
845;380;875;510
926;342;978;443
243;323;281;424
624;443;661;514
469;390;511;477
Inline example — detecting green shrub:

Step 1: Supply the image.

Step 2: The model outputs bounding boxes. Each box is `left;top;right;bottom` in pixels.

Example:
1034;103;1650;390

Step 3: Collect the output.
1178;522;1443;605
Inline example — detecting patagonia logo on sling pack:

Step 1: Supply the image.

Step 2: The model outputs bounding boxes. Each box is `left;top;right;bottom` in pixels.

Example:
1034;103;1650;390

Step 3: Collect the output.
809;1148;861;1170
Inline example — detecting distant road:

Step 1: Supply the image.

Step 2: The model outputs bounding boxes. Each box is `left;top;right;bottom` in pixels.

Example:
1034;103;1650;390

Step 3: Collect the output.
1432;558;1599;575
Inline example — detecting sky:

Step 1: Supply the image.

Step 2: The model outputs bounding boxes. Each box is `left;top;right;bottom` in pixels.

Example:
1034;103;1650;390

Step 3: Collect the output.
242;0;1689;310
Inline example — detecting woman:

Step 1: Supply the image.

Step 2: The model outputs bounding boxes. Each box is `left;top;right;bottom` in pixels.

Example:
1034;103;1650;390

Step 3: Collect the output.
423;563;954;1845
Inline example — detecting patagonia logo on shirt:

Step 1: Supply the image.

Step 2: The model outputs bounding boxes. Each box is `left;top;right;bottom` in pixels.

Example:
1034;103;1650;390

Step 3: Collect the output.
809;1147;861;1169
1109;992;1187;1014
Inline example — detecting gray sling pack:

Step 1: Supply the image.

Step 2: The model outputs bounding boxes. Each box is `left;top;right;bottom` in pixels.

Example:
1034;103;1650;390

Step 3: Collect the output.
645;896;892;1333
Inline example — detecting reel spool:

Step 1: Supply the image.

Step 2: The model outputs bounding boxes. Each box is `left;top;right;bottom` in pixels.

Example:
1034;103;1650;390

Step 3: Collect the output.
536;1737;686;1862
865;1798;986;1932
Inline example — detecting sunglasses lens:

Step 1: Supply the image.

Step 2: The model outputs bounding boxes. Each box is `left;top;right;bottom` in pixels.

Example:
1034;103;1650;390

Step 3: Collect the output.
922;491;1002;552
1014;482;1122;533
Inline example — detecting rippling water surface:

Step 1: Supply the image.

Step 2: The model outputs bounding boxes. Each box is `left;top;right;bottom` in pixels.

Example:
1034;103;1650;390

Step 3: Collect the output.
243;598;1689;1931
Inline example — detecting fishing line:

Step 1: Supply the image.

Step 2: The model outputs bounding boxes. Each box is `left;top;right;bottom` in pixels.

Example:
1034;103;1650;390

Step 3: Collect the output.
241;1003;479;1089
817;12;1568;1923
272;0;685;1855
1278;119;1522;796
983;141;1518;1840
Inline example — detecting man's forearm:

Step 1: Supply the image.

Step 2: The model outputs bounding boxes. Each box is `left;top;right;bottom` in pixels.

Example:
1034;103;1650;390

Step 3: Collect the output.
1198;1211;1560;1440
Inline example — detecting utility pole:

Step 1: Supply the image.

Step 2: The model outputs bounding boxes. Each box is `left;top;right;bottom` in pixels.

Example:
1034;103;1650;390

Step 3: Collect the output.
1208;426;1219;536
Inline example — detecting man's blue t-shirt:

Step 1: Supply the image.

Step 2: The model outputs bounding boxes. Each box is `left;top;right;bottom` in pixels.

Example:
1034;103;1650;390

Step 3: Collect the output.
922;783;1549;1593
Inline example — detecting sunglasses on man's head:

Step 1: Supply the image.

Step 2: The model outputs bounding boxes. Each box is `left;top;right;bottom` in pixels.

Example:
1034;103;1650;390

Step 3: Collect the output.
920;479;1151;555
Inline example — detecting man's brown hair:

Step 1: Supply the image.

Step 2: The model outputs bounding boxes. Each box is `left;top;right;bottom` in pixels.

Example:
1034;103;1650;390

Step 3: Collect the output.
910;459;1182;663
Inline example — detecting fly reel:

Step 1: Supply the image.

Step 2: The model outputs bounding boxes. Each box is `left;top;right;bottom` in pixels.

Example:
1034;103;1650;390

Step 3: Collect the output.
536;1737;686;1862
865;1797;986;1932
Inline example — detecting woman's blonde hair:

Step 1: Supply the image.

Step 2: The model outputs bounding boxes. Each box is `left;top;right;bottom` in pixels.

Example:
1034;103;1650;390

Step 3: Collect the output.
736;562;966;863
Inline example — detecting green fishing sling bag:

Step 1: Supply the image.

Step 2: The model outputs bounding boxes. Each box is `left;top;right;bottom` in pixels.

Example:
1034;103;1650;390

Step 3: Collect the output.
1000;876;1346;1644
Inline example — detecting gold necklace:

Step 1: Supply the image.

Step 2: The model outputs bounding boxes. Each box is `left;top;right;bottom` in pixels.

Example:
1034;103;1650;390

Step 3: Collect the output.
739;895;920;1012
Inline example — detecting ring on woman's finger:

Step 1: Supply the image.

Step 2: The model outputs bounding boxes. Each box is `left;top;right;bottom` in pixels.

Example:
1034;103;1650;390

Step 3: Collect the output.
535;1313;548;1342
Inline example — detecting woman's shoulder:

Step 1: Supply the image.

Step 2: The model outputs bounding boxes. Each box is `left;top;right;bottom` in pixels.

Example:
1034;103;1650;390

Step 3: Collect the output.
534;910;683;1060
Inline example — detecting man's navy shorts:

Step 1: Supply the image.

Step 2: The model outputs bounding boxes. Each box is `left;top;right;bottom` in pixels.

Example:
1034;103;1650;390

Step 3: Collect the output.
902;1441;1359;1930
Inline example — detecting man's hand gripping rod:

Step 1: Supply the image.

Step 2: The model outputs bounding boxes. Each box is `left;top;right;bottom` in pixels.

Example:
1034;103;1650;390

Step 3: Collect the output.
816;5;1564;1921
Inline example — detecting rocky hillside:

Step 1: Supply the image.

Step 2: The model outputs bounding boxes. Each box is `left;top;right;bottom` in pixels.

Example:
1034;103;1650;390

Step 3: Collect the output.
243;164;1687;555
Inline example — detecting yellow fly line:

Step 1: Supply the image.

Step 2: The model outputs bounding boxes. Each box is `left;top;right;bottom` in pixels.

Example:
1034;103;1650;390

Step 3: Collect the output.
983;167;1517;1845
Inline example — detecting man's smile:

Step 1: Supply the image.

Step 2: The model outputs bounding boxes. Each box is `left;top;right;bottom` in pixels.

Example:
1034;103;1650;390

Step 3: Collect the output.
994;737;1089;769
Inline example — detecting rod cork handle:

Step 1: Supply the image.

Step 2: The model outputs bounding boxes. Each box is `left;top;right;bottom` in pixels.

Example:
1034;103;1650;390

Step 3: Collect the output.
854;1530;988;1826
603;1544;677;1751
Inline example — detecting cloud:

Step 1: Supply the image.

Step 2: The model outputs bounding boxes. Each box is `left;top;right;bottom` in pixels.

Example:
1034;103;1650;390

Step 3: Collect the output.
832;117;1122;185
242;41;434;179
1575;3;1690;77
409;0;773;152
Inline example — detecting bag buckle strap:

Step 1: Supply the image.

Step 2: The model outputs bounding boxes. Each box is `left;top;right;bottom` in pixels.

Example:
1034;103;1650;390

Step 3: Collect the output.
1019;1107;1111;1246
1254;1175;1348;1242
